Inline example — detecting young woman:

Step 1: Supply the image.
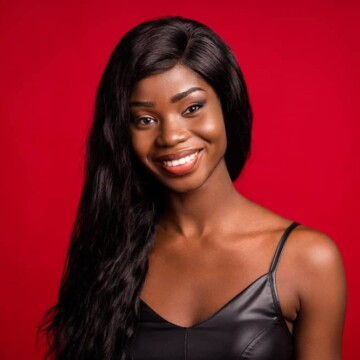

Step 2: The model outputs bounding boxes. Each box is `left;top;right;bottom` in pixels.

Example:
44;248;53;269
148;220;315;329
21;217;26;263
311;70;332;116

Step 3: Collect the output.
39;16;347;360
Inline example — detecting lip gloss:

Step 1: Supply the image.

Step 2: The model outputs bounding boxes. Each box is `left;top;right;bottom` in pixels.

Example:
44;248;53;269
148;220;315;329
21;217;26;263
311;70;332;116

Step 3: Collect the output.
158;150;202;176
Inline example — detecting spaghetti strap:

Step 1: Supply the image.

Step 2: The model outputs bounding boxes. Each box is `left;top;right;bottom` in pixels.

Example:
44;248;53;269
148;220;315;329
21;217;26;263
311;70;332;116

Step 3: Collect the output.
133;220;301;359
269;221;300;273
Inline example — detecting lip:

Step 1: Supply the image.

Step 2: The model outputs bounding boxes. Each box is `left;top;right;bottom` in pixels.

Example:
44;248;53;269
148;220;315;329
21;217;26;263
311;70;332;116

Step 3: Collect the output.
155;148;203;162
155;149;203;176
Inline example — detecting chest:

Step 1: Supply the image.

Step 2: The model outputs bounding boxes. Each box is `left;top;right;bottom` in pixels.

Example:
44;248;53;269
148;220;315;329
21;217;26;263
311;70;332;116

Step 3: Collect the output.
134;272;294;360
139;238;298;330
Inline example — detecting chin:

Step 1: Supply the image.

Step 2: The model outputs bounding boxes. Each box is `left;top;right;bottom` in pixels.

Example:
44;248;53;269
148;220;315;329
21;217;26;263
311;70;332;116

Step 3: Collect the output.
164;182;204;194
155;170;211;194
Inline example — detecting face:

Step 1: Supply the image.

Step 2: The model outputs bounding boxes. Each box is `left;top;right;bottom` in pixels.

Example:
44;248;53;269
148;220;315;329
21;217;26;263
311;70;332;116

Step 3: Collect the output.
129;64;227;193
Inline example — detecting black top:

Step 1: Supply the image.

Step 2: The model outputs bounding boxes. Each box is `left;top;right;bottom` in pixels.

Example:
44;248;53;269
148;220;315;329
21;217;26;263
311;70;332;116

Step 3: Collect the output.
131;221;300;360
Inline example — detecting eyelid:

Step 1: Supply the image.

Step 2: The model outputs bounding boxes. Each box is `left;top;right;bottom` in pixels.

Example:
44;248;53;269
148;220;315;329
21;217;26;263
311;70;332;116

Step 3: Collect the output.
131;116;156;126
183;100;206;115
131;99;206;124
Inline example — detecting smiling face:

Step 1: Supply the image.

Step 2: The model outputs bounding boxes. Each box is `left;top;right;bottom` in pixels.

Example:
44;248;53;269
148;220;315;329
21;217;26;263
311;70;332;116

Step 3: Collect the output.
129;64;228;193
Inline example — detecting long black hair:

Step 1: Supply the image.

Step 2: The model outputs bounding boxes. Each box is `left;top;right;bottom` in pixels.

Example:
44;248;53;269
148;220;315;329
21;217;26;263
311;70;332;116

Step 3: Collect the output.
38;15;252;360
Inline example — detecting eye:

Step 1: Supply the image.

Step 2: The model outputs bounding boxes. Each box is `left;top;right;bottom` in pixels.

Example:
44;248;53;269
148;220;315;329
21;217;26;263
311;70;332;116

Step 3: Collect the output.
132;116;155;126
183;102;205;115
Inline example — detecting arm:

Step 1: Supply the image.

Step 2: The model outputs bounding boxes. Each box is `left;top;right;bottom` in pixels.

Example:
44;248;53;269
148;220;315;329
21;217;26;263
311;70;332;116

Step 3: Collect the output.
293;228;347;360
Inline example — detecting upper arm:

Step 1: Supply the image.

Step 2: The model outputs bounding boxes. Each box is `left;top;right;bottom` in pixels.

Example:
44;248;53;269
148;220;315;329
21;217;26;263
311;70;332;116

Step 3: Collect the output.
293;227;347;360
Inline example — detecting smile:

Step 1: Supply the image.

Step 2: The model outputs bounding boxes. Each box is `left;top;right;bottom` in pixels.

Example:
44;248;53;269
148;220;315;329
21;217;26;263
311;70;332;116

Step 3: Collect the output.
157;150;202;176
162;151;198;167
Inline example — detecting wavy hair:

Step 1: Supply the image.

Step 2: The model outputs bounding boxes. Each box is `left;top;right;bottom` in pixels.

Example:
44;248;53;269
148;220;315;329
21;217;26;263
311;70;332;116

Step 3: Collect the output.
38;15;252;360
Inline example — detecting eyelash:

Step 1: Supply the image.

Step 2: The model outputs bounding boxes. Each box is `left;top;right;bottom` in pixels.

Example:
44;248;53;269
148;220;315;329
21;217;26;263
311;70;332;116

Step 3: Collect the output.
183;103;204;115
133;116;155;126
132;102;205;126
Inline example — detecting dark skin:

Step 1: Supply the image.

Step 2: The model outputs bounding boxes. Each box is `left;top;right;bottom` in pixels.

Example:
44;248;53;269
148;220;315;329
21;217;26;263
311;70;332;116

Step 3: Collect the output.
129;64;347;359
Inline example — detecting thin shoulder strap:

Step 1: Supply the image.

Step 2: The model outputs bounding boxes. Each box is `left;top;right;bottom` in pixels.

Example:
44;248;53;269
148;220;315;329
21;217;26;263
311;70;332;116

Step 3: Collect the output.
269;221;300;273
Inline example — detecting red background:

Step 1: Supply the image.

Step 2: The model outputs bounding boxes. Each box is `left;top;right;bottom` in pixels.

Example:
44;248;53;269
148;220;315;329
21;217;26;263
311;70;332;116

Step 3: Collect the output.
1;1;359;359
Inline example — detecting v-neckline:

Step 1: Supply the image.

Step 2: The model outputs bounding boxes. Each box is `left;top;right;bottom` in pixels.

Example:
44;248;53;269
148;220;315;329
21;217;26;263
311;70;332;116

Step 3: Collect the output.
139;272;270;329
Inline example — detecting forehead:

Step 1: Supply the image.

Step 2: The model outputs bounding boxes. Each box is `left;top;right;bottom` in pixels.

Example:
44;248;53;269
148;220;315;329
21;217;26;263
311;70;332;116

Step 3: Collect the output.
130;64;213;101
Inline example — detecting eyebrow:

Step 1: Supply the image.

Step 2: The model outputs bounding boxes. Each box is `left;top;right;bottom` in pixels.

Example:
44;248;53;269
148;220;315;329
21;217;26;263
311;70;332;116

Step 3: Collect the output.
129;87;205;107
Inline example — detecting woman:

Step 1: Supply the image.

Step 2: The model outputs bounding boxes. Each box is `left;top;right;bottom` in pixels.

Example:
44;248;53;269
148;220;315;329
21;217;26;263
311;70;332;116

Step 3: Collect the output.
39;16;347;359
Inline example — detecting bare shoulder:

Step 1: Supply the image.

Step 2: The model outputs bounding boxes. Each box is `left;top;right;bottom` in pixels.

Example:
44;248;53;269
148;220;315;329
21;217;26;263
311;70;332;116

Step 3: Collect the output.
283;227;347;357
278;222;347;358
283;224;347;319
236;198;347;356
234;195;346;294
288;225;346;282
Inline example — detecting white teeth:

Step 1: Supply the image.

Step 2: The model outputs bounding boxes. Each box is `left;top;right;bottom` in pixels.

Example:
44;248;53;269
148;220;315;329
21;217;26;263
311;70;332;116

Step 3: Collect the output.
162;151;199;167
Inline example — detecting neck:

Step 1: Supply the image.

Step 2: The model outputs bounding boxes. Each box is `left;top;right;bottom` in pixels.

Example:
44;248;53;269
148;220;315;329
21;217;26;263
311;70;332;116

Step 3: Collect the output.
156;159;245;239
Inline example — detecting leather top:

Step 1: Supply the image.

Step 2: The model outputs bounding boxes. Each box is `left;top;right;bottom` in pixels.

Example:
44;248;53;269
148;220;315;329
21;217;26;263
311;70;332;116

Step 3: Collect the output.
131;221;300;359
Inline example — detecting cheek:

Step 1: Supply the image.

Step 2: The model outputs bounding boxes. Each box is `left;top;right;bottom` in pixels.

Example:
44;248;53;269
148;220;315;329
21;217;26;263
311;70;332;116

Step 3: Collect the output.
195;112;227;149
129;131;150;162
202;118;226;138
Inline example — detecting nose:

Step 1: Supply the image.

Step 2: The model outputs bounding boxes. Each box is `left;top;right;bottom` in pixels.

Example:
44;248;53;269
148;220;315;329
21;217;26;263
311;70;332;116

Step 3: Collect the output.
155;117;190;147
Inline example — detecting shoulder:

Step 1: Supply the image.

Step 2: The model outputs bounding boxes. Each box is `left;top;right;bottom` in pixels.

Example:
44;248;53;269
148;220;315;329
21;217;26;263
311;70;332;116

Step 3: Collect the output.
285;224;347;307
281;225;347;357
288;225;345;278
235;196;347;347
233;196;346;294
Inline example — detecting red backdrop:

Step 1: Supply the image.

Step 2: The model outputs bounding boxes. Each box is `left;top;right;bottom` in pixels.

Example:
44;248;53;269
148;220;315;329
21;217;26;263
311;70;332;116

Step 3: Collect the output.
1;1;359;359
